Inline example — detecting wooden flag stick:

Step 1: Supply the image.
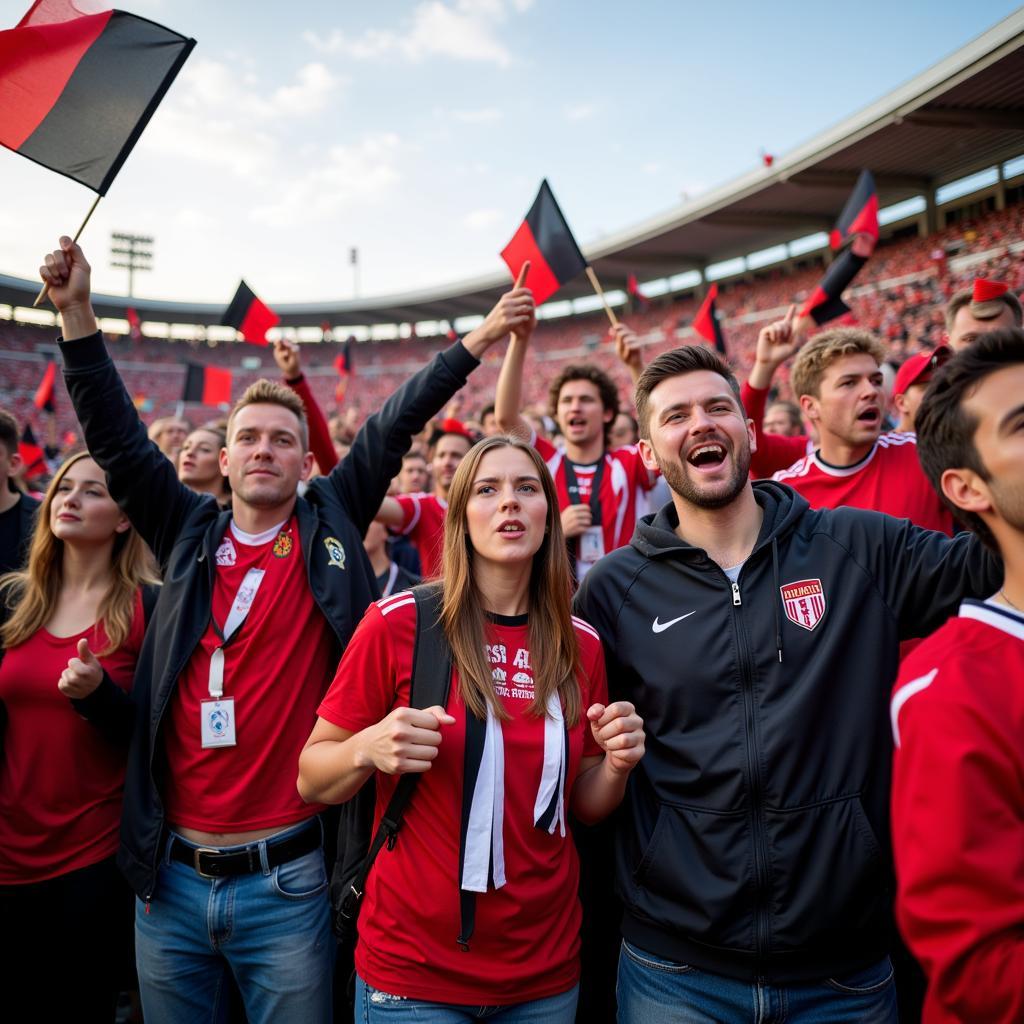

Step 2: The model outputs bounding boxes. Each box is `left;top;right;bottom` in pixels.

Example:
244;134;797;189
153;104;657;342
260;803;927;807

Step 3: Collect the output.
33;194;102;308
585;265;620;328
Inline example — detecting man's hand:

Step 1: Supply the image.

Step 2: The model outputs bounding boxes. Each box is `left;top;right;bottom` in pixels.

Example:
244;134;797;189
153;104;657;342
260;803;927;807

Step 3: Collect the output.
273;338;301;380
355;705;455;775
561;504;592;539
748;305;806;390
587;701;645;775
612;324;643;382
58;638;103;699
462;262;536;358
40;237;97;339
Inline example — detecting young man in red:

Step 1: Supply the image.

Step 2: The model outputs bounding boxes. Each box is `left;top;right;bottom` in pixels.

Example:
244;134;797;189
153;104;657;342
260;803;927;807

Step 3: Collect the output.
891;327;1024;1023
891;347;950;433
495;320;657;581
944;277;1022;352
772;326;952;534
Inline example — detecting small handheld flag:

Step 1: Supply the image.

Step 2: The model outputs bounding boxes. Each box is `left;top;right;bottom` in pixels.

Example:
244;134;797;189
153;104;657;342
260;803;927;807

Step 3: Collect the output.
33;360;56;412
222;281;279;346
18;423;46;480
126;306;142;341
627;274;649;311
334;340;353;401
828;170;879;252
182;364;232;407
692;284;727;356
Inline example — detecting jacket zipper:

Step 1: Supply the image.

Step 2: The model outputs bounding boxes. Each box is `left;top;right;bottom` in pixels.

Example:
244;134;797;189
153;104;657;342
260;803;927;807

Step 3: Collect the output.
729;575;771;963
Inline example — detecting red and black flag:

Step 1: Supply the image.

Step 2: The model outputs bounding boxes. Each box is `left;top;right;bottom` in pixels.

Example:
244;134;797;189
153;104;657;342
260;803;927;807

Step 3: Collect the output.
626;274;649;311
33;359;56;412
334;340;353;401
0;1;195;195
222;281;279;346
828;170;879;252
500;179;586;305
18;423;46;480
692;283;727;356
182;363;232;407
445;322;459;342
126;306;142;341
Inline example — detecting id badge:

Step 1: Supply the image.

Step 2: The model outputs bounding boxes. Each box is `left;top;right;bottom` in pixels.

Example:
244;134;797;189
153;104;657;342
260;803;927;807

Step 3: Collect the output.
201;698;237;748
579;525;606;563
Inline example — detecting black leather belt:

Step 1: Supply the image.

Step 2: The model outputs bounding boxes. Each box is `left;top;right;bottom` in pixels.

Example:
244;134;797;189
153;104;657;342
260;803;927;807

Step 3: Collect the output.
170;821;321;879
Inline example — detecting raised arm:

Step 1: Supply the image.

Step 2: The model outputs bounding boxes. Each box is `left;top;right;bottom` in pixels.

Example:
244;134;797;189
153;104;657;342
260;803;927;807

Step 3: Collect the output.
274;339;338;473
612;323;644;385
43;238;204;564
493;262;537;439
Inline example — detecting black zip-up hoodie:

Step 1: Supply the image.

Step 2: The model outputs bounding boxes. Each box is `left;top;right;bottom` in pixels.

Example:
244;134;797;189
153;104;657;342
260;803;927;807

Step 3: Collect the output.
574;481;1001;983
59;331;480;902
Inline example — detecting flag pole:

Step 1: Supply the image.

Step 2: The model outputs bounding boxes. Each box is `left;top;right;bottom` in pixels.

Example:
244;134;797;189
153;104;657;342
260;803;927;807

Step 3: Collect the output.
585;265;620;328
33;194;103;308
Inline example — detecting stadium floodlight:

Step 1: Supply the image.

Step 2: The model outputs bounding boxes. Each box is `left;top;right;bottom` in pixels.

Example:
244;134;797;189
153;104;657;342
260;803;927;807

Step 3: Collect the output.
110;232;155;297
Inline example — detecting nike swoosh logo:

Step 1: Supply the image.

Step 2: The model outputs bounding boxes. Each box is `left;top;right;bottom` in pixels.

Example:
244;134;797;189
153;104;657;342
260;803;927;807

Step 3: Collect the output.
651;611;696;634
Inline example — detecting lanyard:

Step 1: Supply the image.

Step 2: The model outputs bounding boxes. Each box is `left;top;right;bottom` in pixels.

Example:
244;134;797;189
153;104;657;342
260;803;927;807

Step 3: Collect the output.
562;457;605;526
381;562;400;598
208;567;265;699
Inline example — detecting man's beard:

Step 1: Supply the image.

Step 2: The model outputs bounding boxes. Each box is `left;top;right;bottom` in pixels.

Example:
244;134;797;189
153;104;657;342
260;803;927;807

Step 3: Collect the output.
655;436;752;510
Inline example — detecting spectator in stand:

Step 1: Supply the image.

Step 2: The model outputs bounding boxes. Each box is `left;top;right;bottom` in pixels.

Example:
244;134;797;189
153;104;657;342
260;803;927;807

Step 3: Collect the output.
363;519;420;598
274;338;338;475
178;423;230;507
147;415;190;464
0;451;158;1023
480;402;501;437
945;278;1022;352
496;316;656;582
891;348;951;433
298;434;644;1022
40;235;527;1024
762;400;804;437
891;328;1023;1024
0;410;39;578
610;411;640;448
398;450;429;494
772;324;952;534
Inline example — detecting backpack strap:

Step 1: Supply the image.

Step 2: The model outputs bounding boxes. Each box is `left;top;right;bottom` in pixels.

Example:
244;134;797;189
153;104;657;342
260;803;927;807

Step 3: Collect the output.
338;583;452;924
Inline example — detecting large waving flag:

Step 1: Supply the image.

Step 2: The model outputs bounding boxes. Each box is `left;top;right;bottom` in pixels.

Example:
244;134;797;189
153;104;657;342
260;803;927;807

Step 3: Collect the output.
829;170;879;252
33;359;57;412
500;179;586;304
0;1;195;195
222;281;279;346
692;283;727;356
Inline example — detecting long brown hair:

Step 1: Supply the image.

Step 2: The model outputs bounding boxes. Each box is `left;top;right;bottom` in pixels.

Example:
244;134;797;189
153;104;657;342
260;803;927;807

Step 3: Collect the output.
440;435;582;725
0;452;159;655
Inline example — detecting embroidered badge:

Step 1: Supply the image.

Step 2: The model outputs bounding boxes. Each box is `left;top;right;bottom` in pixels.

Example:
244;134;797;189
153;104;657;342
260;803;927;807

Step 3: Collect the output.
215;536;237;567
324;536;346;570
273;530;293;558
780;578;827;632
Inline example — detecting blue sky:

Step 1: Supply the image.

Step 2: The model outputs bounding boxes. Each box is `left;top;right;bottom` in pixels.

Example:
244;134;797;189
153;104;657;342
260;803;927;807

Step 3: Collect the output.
1;0;1020;306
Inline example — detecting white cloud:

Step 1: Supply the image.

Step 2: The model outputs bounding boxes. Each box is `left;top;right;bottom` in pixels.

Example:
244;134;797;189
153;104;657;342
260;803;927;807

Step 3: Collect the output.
304;0;531;67
451;107;504;123
463;208;502;230
564;102;597;121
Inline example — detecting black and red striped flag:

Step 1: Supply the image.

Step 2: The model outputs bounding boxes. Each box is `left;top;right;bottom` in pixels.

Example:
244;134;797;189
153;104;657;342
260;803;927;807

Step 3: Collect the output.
627;274;649;311
222;281;279;346
501;179;586;305
692;283;727;356
829;170;879;251
182;364;231;407
445;323;459;342
18;423;46;480
33;359;56;412
334;340;353;401
126;306;142;341
0;1;194;195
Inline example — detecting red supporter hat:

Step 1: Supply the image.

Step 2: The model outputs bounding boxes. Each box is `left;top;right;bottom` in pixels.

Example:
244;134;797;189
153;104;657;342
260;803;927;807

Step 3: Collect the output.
971;278;1010;319
437;417;473;441
893;346;951;398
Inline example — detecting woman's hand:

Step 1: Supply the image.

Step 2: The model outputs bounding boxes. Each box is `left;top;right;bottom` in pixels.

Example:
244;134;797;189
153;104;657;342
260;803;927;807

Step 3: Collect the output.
58;638;103;699
355;705;456;775
587;701;645;775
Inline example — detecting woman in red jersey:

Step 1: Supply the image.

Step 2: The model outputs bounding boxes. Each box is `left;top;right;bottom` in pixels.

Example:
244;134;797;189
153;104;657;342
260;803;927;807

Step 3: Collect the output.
0;452;158;1022
300;435;645;1023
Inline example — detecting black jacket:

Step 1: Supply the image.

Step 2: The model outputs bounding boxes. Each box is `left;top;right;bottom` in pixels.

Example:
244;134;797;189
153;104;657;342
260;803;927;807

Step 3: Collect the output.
60;331;479;900
573;481;1001;983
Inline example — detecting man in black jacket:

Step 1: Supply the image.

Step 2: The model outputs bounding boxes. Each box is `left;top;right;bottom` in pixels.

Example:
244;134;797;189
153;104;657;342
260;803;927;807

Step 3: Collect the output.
41;237;535;1024
573;344;1002;1023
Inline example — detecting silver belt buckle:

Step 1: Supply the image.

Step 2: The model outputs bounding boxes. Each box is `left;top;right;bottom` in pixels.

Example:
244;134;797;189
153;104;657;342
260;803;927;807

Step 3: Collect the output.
192;846;221;879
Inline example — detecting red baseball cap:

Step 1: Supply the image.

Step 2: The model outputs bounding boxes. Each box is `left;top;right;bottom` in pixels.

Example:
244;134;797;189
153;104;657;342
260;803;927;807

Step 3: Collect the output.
893;346;951;398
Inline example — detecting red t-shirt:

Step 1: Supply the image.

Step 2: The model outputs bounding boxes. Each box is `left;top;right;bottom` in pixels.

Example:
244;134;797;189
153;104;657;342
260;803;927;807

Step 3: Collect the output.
163;517;335;831
534;434;657;579
0;593;145;883
890;600;1024;1024
317;592;608;1004
393;493;447;580
772;432;952;534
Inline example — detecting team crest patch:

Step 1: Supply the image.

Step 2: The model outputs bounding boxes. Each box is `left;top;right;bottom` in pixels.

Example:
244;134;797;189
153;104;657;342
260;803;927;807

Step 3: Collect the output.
215;536;236;567
324;536;346;570
780;578;827;632
273;530;293;558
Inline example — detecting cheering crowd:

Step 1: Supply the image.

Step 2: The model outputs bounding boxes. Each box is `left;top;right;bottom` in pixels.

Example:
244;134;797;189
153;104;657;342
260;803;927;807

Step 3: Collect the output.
0;232;1021;1024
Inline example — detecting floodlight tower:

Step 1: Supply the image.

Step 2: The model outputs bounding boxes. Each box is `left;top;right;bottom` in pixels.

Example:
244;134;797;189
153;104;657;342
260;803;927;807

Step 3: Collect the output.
111;232;154;298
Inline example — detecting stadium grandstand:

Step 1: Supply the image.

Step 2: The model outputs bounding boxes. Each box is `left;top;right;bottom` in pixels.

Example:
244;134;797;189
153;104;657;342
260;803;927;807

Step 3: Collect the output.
3;8;1023;439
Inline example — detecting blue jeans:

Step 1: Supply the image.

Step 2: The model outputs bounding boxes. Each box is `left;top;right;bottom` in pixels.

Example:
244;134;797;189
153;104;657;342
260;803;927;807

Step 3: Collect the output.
617;940;898;1023
354;976;579;1023
135;822;334;1024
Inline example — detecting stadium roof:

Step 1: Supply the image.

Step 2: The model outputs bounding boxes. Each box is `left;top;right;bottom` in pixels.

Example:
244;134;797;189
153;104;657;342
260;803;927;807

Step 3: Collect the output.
2;7;1023;330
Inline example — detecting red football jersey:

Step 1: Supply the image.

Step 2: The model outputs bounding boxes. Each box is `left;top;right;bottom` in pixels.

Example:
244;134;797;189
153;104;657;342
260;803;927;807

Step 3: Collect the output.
772;432;952;534
163;517;335;831
317;593;607;1005
393;492;447;580
891;599;1024;1024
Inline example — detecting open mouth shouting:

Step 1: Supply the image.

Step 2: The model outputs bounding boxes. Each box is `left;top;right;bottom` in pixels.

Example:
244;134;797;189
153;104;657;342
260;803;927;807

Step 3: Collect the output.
686;442;728;473
855;406;881;427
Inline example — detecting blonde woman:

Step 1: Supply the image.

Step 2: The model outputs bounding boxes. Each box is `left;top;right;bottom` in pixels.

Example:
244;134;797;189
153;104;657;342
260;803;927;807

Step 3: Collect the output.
299;435;644;1023
0;452;158;1022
